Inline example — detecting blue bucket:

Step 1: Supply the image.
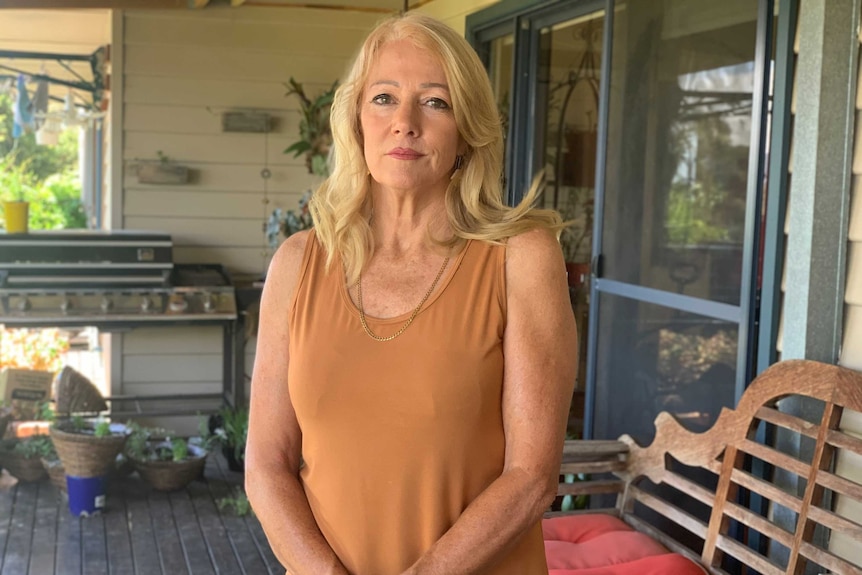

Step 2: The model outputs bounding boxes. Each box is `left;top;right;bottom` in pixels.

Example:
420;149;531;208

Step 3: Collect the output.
66;475;106;516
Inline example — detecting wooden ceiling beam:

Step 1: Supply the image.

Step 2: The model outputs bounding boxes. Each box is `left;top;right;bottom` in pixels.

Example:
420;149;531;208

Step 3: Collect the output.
0;0;188;8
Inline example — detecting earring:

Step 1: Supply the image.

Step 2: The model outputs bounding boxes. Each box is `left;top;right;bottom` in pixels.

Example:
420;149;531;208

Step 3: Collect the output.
454;155;464;170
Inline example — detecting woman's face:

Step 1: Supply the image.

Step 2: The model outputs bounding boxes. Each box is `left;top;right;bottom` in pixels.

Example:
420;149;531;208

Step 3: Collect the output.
360;39;461;197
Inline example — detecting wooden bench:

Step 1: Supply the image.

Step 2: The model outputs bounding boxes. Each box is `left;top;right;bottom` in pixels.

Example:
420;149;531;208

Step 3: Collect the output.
544;359;862;575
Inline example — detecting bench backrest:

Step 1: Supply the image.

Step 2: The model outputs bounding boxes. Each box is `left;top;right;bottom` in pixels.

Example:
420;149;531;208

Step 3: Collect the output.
615;360;862;575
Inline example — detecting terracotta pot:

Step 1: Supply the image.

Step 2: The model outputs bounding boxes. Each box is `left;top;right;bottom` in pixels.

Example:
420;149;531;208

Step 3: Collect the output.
565;262;591;288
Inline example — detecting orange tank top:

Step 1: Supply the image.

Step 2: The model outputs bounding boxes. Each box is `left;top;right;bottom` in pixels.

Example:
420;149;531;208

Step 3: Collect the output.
288;232;548;575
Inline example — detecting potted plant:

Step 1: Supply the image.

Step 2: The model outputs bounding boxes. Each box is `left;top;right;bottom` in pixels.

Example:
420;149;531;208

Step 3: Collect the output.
0;436;50;482
266;190;314;250
0;157;33;234
50;416;128;479
126;422;209;491
283;77;338;177
208;406;248;472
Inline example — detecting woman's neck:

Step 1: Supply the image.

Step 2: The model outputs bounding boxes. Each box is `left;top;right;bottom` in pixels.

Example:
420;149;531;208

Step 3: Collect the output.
369;187;452;256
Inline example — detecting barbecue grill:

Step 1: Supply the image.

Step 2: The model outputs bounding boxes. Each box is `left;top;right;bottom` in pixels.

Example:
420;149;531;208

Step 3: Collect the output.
0;230;243;415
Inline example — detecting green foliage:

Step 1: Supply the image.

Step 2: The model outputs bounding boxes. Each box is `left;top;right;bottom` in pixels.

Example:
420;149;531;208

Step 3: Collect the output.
664;116;747;246
284;77;337;177
217;488;252;516
125;421;197;462
212;407;249;463
560;473;589;511
0;94;78;184
93;420;111;438
170;438;189;462
70;414;86;432
35;401;55;422
0;94;85;231
13;435;55;460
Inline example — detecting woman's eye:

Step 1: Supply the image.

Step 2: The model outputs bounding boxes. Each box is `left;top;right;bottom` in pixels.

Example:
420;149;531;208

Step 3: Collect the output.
371;94;393;105
426;98;450;110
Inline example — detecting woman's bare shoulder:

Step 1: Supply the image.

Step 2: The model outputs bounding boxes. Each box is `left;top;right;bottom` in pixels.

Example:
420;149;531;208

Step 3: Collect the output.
505;227;562;265
264;230;313;304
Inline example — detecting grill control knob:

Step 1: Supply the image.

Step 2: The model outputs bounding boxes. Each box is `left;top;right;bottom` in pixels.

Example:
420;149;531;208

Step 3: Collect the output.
16;297;31;312
203;294;216;313
60;297;72;313
100;297;113;313
141;296;153;313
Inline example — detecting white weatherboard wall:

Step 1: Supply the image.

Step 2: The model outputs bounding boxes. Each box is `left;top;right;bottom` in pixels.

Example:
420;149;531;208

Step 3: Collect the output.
832;21;862;564
117;6;380;431
416;0;499;35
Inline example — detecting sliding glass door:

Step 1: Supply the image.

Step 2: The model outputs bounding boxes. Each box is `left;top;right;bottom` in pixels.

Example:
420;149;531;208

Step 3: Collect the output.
469;0;771;442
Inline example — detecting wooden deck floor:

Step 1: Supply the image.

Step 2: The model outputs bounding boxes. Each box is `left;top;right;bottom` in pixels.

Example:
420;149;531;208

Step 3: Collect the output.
0;453;282;575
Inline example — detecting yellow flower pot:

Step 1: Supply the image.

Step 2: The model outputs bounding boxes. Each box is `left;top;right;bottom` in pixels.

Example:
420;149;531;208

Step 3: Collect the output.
3;201;29;234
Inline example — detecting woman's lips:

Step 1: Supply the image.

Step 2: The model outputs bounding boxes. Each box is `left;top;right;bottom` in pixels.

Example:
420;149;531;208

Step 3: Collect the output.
387;148;424;160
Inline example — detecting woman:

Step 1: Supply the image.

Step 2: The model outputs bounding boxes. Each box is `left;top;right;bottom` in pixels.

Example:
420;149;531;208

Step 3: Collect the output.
246;12;577;575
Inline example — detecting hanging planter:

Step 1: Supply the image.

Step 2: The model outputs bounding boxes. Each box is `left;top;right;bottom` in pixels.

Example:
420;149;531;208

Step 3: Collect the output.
136;151;190;185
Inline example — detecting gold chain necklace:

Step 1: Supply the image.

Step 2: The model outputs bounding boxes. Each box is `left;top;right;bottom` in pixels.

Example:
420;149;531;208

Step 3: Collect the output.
357;256;450;342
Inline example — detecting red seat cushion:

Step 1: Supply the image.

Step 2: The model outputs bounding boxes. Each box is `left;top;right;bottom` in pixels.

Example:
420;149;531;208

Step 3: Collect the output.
543;515;706;575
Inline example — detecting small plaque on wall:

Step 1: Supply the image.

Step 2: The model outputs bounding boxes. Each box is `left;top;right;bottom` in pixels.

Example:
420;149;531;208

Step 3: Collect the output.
222;111;274;133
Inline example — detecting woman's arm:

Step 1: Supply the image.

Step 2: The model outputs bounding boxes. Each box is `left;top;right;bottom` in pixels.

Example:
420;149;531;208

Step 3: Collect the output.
245;231;350;575
402;228;578;575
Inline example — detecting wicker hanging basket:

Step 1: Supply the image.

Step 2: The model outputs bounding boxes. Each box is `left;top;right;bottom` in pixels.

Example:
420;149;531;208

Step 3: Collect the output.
54;366;108;415
133;444;207;492
50;423;128;478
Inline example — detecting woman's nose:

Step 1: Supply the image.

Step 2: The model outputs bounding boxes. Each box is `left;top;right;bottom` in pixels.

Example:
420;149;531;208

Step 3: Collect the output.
391;102;420;136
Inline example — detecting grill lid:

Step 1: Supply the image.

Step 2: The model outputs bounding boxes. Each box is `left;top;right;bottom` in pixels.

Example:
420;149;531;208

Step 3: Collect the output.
0;230;173;288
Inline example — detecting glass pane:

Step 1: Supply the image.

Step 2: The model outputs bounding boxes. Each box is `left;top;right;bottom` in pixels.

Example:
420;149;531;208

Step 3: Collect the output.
486;33;514;187
601;0;759;305
535;13;604;266
593;294;738;443
531;12;605;439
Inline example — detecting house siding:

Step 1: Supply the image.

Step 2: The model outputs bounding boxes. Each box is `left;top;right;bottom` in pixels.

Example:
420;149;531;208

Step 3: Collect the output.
116;6;379;431
416;0;499;35
832;15;862;563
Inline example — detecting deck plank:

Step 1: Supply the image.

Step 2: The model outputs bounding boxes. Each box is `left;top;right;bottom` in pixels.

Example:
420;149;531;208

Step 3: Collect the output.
3;478;38;575
53;488;81;575
123;475;162;575
28;482;59;575
0;452;277;575
80;507;108;575
169;488;216;575
0;471;17;574
187;477;244;575
212;452;281;574
204;457;269;575
103;483;135;575
149;488;190;575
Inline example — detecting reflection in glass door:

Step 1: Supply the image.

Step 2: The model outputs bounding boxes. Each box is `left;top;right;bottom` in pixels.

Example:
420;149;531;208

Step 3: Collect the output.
533;11;604;438
590;0;765;444
486;33;514;190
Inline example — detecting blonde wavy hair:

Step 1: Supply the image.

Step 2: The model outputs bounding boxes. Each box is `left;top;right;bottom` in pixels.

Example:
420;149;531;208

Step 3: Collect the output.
310;12;563;283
